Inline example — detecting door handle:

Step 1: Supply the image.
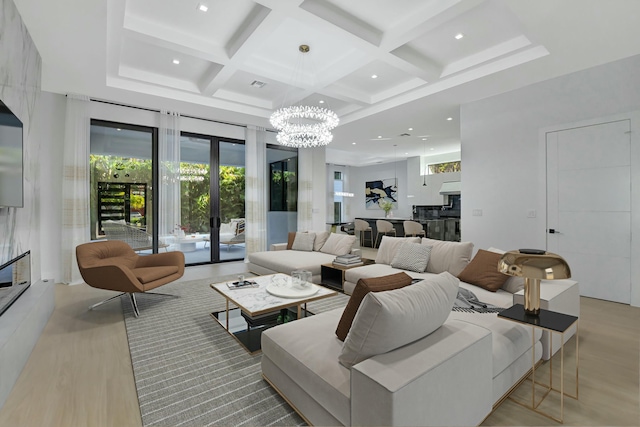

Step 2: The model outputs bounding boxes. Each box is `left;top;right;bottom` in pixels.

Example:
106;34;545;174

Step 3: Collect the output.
548;229;561;234
217;217;221;228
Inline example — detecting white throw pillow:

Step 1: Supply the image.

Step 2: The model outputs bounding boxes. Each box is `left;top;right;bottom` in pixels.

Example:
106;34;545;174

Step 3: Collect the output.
487;247;525;293
375;236;421;265
421;238;473;276
390;242;432;273
320;233;356;256
291;232;316;252
339;272;460;368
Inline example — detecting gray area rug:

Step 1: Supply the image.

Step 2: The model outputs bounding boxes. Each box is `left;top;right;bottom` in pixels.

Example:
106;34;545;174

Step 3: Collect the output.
122;275;350;427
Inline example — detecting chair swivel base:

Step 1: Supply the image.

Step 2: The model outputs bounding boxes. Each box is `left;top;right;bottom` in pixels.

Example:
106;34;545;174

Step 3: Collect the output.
89;292;179;317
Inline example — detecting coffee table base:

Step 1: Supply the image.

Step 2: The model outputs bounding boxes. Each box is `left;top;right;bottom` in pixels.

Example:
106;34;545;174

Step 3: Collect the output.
211;307;304;354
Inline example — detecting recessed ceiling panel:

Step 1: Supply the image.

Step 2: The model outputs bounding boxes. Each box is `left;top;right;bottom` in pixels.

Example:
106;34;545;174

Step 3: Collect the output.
319;0;437;32
224;70;293;103
245;17;363;85
299;94;352;114
405;1;525;66
120;38;215;83
124;0;257;46
332;60;422;97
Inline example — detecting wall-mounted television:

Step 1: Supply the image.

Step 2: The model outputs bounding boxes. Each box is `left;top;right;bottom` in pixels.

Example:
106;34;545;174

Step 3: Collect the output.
0;99;24;208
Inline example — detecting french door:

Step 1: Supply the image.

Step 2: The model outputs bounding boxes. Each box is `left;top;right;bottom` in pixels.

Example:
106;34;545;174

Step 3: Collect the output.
179;133;245;265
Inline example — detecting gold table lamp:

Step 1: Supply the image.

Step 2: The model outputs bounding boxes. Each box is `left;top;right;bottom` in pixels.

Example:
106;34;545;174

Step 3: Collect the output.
498;249;571;315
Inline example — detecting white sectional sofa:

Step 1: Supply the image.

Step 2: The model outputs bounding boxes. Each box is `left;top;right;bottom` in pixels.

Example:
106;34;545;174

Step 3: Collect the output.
247;231;358;284
260;236;579;426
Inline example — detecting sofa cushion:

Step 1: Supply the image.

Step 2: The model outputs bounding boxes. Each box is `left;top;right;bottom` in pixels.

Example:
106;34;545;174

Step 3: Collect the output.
292;232;316;252
313;231;330;251
375;236;421;265
247;250;337;277
457;249;510;292
131;266;179;284
339;272;460;368
390;242;432;273
320;233;356;256
262;308;352;426
487;247;526;293
335;272;413;341
421;238;473;276
448;310;542;378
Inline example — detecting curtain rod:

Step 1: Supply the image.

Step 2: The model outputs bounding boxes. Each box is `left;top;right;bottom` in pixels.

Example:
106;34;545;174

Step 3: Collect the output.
88;97;275;132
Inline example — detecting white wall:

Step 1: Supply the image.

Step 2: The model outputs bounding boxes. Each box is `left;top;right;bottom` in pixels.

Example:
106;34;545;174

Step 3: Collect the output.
407;156;460;206
461;53;640;306
346;160;411;220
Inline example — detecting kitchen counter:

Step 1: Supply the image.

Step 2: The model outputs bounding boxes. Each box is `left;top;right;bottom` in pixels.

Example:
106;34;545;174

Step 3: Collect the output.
355;217;461;245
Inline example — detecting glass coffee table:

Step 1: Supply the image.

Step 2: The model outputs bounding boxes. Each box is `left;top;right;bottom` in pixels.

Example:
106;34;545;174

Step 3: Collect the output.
210;273;337;353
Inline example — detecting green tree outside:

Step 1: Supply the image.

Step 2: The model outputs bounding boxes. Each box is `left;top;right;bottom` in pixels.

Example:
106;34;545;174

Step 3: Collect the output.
90;155;246;238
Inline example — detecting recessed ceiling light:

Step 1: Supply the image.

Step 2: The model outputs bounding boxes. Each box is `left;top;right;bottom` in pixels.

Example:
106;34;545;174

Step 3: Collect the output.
352;142;356;145
405;152;408;155
455;33;464;40
319;100;325;104
447;117;453;121
377;135;382;139
422;138;427;140
197;4;208;12
116;128;121;131
172;59;180;65
371;74;378;79
430;148;435;150
408;127;413;131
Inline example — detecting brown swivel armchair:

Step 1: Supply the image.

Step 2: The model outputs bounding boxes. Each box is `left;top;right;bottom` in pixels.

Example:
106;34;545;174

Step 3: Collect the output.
76;240;185;317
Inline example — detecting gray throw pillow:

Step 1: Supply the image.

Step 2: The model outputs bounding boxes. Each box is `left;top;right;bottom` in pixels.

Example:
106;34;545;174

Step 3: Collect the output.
390;242;432;273
291;232;315;252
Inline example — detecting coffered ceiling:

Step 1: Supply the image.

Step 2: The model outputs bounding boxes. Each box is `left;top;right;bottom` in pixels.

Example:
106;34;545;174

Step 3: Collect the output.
13;0;640;166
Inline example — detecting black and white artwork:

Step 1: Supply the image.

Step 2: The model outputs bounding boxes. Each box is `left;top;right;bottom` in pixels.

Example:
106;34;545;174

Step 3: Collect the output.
365;178;397;210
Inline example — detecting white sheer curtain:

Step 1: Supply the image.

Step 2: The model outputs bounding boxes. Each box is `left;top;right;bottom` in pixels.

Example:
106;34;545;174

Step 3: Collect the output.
297;148;314;231
61;94;90;285
159;110;181;239
245;126;267;255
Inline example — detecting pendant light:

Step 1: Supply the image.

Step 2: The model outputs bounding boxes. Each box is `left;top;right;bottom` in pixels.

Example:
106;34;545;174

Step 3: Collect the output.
422;138;428;186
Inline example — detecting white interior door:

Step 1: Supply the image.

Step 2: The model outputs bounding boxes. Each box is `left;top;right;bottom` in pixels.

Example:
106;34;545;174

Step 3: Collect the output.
547;120;631;303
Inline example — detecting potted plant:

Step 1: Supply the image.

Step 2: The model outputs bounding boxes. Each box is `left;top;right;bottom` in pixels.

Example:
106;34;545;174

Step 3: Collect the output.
379;200;393;218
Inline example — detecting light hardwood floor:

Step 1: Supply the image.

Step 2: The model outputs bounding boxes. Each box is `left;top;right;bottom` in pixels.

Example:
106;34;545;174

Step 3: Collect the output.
1;260;638;427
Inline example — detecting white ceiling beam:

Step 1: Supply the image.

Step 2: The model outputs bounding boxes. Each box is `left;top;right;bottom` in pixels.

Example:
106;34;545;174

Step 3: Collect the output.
299;0;383;46
122;15;228;64
226;4;272;59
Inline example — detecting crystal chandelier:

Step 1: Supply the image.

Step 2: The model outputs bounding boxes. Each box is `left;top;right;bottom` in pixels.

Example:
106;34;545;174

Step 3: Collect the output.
270;45;339;148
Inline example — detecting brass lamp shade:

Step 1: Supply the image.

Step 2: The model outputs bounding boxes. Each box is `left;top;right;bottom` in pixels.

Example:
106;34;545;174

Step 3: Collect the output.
498;249;571;315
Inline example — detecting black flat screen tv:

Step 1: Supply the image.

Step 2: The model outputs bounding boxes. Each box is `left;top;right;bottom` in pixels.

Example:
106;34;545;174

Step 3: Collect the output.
0;99;24;208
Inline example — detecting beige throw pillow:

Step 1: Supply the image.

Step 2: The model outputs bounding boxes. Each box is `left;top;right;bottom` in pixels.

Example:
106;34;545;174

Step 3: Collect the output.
422;238;473;276
313;231;330;251
320;233;356;256
375;236;421;265
339;272;460;368
291;232;315;252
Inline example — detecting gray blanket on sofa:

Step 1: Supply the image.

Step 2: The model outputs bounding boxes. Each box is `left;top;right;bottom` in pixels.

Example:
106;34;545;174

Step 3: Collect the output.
452;287;504;314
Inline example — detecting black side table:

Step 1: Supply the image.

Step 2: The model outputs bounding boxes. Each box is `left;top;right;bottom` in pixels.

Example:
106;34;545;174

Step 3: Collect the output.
498;304;579;423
